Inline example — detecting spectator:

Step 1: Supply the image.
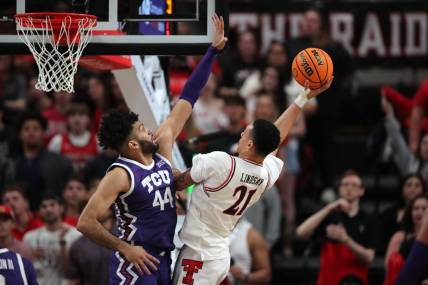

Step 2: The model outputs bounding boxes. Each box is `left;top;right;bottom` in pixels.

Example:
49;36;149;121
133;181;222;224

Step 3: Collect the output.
242;66;287;122
244;95;282;248
48;103;100;175
2;185;43;241
227;219;271;285
266;40;288;69
219;30;261;95
0;100;19;187
384;195;428;285
86;75;112;133
409;79;428;154
395;198;428;285
296;170;378;285
0;204;33;260
380;86;424;132
27;77;51;112
2;112;73;210
62;177;88;227
205;95;247;154
66;210;113;285
0;55;28;120
82;148;117;184
109;75;127;110
382;95;428;185
0;249;38;285
381;174;426;250
192;74;228;134
42;91;72;143
286;8;355;192
23;195;81;285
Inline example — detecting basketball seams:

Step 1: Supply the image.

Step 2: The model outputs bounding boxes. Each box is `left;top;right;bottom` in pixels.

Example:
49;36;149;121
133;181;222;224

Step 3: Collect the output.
304;49;322;85
319;50;330;83
294;56;318;84
293;48;333;89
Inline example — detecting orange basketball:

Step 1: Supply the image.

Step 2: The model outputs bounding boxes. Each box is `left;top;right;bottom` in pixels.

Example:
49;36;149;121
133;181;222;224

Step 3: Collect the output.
292;47;333;89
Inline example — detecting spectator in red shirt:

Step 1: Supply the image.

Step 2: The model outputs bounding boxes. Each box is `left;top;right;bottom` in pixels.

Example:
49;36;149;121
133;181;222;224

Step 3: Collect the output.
48;103;100;175
42;91;72;143
296;170;378;285
0;204;33;260
62;177;88;227
384;195;428;285
1;185;43;241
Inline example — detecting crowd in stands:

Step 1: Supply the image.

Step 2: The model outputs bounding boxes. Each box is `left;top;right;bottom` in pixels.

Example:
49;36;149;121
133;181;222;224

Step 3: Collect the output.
0;2;428;285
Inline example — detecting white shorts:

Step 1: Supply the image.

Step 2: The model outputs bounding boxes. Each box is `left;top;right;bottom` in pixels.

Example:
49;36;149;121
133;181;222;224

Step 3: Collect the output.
172;245;230;285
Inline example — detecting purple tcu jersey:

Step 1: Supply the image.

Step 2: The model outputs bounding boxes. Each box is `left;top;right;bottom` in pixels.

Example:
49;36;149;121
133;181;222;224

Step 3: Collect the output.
0;249;38;285
108;153;176;251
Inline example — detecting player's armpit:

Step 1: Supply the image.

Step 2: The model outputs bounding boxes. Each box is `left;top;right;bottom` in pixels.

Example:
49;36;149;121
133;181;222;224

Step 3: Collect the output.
77;167;130;251
173;169;195;191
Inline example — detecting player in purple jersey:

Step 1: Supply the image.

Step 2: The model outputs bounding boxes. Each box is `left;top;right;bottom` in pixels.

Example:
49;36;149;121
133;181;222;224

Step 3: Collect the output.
0;249;38;285
77;14;227;285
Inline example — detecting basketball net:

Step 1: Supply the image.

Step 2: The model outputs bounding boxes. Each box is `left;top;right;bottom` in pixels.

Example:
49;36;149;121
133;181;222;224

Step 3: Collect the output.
16;13;97;93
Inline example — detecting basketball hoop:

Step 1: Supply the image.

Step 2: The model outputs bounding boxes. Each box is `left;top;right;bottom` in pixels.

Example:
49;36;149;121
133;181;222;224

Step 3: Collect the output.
15;13;97;93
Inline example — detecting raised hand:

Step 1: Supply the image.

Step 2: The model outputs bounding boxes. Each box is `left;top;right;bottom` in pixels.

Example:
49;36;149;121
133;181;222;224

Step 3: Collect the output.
211;13;228;51
303;77;334;99
328;198;351;213
381;89;395;117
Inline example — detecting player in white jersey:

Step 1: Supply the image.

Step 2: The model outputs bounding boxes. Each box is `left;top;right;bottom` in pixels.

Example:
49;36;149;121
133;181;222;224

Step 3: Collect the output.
172;78;333;285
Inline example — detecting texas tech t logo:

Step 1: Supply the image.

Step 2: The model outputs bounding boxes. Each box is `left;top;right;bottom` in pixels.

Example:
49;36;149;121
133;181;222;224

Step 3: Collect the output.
182;259;204;285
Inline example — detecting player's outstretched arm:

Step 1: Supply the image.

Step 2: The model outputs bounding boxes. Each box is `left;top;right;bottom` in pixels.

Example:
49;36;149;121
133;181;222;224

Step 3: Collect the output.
155;14;228;162
271;78;333;156
77;168;160;275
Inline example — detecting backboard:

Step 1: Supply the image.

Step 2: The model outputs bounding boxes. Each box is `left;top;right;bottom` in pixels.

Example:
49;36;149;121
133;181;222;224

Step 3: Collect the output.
0;0;228;55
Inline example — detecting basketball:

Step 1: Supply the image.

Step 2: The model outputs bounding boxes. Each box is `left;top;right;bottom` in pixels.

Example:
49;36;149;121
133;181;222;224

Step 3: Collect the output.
292;48;334;89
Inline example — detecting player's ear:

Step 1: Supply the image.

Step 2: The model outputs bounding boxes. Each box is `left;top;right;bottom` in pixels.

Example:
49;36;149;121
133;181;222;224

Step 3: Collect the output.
247;139;254;149
128;139;139;150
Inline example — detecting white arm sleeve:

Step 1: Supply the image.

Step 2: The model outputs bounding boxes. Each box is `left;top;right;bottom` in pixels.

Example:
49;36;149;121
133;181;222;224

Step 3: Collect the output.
190;151;231;185
263;154;284;188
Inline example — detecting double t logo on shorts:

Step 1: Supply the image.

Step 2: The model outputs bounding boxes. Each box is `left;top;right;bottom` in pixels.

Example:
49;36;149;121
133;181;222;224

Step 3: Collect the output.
182;259;204;285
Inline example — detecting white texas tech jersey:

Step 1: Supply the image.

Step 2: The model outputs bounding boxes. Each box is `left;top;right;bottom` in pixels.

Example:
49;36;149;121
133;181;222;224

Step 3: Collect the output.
179;151;284;260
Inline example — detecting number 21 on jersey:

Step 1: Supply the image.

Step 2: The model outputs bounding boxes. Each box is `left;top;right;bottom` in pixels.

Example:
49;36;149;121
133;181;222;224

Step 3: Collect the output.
152;187;174;211
223;185;256;216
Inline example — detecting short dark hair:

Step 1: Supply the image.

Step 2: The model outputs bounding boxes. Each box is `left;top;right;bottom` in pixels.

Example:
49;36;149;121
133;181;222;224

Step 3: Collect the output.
40;194;63;206
223;95;246;108
251;119;280;156
340;169;362;181
65;175;87;188
2;184;29;201
98;110;139;152
66;103;90;116
18;111;47;132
